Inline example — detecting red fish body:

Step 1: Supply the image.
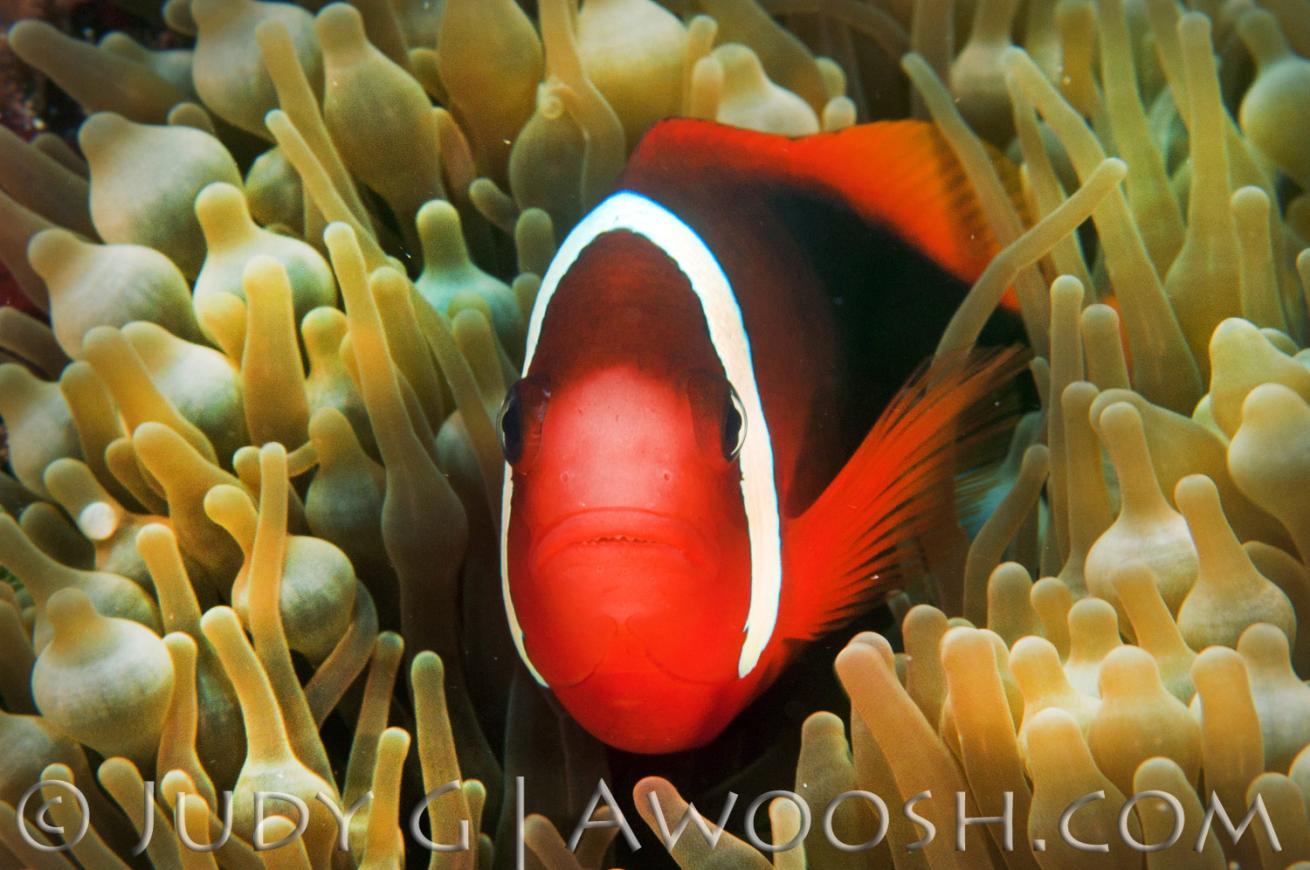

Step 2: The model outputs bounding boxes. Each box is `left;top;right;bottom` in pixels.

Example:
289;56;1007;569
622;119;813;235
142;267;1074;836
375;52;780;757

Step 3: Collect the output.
499;119;1023;754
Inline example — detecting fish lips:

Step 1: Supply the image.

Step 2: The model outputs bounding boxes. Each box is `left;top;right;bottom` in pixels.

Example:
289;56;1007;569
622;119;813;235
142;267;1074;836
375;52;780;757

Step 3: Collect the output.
531;508;717;576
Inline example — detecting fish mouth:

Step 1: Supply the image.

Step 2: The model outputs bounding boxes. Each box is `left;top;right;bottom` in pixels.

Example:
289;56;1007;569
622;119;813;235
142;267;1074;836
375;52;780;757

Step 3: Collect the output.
532;508;715;573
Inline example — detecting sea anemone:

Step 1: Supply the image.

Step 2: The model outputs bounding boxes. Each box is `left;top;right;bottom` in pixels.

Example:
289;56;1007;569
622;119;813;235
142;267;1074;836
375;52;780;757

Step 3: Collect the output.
0;0;1308;867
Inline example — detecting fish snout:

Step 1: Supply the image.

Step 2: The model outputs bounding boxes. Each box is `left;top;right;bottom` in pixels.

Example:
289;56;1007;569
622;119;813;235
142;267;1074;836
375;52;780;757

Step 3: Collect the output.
549;460;684;516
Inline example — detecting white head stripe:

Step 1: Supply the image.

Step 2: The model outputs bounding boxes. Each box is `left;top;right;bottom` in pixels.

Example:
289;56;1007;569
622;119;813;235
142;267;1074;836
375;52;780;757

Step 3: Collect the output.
501;191;783;682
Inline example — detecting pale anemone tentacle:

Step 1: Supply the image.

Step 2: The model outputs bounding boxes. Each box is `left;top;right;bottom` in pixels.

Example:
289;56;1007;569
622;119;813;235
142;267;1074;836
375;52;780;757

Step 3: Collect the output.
903;51;1052;355
1004;46;1204;414
935;157;1126;359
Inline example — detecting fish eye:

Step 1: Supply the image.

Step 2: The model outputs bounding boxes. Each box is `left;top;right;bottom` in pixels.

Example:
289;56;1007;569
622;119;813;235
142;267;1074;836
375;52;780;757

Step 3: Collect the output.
499;388;524;464
499;377;551;466
722;384;746;461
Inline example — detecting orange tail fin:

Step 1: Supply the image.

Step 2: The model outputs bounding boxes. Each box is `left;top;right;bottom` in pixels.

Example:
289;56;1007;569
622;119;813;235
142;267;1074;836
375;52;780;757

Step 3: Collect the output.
780;348;1030;641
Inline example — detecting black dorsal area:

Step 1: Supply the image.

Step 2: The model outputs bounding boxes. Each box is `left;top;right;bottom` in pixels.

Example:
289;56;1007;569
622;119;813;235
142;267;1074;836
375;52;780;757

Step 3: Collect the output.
764;183;1027;458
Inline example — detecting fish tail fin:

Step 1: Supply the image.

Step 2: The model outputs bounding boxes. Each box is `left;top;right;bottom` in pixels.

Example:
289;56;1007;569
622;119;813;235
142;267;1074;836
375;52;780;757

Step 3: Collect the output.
779;347;1030;641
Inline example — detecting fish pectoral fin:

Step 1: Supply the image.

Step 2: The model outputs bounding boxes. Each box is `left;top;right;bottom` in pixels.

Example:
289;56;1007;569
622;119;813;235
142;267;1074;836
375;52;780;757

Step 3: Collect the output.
778;347;1030;641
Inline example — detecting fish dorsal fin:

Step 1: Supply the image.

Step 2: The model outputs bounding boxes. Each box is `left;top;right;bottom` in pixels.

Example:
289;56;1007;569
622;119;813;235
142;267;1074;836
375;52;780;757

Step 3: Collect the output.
789;120;1009;283
779;348;1029;641
623;118;1018;284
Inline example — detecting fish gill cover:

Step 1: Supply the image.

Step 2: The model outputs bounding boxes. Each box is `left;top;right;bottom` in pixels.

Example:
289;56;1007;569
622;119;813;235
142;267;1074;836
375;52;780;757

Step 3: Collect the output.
0;0;1307;868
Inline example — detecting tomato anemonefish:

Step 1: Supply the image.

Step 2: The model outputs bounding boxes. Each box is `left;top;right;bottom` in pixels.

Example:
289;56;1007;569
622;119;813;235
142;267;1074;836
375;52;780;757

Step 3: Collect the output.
499;118;1027;754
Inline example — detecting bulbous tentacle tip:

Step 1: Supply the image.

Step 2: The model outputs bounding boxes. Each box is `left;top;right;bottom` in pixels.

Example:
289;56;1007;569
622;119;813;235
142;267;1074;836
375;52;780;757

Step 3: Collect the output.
77;110;131;149
314;2;367;49
43;587;97;634
1174;472;1218;515
194;180;251;228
